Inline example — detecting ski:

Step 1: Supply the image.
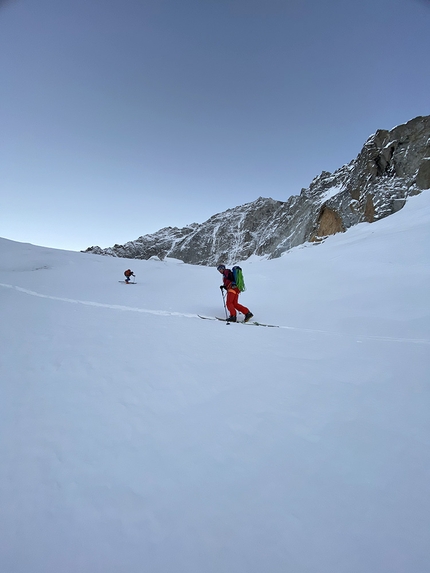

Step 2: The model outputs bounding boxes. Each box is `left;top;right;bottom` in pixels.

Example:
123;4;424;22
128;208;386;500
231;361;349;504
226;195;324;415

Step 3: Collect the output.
198;315;278;328
216;317;278;328
118;281;137;284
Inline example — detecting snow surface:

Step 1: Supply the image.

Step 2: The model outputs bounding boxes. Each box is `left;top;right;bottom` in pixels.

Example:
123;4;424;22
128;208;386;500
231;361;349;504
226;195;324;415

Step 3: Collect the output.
1;192;430;573
320;185;343;203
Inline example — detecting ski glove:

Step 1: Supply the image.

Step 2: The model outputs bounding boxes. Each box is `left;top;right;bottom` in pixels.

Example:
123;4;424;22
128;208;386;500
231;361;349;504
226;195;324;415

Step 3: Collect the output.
220;285;226;291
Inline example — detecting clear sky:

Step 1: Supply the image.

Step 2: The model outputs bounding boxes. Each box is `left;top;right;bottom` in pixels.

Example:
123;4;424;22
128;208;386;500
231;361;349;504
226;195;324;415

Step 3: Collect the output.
1;0;429;251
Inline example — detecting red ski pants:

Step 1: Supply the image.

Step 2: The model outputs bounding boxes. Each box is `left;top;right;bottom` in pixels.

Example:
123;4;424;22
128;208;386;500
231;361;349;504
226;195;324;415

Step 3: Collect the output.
226;288;249;317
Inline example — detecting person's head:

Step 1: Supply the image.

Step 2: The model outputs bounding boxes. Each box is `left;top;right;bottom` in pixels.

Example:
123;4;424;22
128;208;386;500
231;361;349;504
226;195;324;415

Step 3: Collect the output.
217;264;226;274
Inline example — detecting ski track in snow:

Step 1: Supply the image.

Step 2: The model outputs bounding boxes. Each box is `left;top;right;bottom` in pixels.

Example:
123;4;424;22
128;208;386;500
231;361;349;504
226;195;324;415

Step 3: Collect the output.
1;282;428;346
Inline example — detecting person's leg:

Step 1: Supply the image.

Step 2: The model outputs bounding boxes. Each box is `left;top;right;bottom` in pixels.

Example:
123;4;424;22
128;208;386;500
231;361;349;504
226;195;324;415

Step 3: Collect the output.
226;290;238;318
228;291;249;316
233;293;249;316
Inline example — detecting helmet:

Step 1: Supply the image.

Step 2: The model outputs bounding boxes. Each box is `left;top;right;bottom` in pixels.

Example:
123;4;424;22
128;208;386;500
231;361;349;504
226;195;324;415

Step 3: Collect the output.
217;264;226;271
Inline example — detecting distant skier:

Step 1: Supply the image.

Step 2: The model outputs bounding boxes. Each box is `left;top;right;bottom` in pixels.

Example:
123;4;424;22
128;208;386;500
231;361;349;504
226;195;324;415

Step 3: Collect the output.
124;269;135;283
217;264;253;323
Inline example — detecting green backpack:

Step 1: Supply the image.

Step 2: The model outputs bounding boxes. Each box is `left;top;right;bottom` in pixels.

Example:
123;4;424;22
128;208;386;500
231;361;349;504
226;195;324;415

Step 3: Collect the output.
232;265;246;292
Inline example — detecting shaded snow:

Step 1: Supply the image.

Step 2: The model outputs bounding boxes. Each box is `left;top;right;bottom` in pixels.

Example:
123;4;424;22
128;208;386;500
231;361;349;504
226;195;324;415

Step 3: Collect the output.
0;192;429;573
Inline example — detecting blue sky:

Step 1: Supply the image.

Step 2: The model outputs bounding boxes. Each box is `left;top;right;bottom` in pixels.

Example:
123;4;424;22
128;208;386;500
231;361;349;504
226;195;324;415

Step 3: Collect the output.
1;0;429;251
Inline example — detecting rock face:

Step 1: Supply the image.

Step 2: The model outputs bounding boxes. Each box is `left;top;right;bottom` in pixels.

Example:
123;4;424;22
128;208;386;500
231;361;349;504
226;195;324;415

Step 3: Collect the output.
85;115;430;265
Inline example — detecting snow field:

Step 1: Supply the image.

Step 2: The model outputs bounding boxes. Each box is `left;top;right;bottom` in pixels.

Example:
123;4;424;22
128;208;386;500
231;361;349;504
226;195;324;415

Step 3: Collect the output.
0;192;429;572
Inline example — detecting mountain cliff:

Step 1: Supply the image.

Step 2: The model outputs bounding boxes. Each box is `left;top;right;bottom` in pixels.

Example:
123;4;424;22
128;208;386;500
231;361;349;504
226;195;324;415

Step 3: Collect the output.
84;115;430;265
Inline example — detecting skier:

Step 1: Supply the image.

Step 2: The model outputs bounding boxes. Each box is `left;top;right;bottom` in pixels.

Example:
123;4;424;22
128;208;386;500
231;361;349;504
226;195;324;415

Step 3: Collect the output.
217;264;253;323
124;269;135;283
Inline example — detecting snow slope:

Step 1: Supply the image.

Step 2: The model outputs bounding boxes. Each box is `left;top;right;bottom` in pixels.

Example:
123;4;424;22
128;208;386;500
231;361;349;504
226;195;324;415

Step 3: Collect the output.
1;192;429;573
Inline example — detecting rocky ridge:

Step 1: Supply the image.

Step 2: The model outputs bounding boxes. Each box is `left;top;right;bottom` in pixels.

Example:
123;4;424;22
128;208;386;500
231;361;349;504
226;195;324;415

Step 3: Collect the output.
85;115;430;265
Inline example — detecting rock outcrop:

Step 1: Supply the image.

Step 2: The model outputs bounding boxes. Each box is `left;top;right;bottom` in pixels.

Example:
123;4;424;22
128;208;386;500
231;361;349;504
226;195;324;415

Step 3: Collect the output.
84;115;430;265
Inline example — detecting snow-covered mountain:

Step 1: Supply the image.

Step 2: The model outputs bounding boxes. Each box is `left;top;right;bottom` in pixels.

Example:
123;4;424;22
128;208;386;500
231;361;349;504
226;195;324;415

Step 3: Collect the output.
1;191;429;572
85;115;430;265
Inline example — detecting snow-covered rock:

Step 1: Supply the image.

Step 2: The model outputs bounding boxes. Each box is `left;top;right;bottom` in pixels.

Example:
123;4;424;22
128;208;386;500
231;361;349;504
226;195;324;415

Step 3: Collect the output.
84;115;430;265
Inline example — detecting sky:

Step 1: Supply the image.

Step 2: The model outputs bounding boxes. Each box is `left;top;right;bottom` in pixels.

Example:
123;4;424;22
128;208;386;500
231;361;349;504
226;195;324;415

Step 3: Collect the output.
0;191;429;571
0;0;429;251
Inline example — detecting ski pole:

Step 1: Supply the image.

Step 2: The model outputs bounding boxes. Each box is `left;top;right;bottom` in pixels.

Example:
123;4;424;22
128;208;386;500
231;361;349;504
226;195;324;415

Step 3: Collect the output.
221;288;228;319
